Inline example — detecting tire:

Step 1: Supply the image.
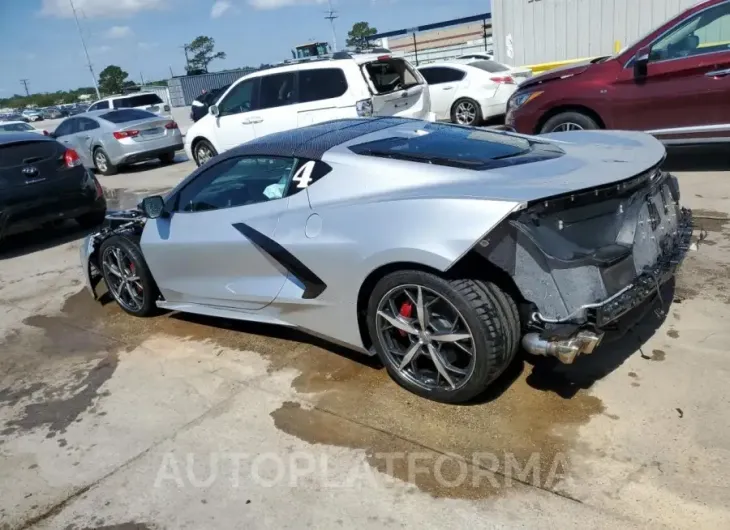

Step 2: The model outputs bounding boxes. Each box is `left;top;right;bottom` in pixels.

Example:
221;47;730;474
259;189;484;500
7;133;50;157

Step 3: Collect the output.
540;111;599;134
98;235;159;317
193;139;217;167
93;148;118;176
75;210;106;229
158;152;176;165
450;98;483;126
366;270;520;404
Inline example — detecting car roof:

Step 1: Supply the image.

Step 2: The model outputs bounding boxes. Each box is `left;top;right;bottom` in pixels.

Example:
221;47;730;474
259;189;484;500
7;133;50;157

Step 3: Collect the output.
0;132;53;145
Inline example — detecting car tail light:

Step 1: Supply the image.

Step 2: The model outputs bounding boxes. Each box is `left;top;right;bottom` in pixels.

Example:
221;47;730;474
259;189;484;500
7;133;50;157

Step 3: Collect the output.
490;75;515;84
356;98;373;117
113;130;139;139
165;121;179;129
64;148;82;168
93;175;104;198
42;130;49;136
377;55;391;61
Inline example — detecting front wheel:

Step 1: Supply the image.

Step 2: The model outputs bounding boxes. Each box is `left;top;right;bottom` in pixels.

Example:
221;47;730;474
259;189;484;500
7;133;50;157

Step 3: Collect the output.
98;235;159;317
540;111;599;133
366;270;520;403
193;139;217;166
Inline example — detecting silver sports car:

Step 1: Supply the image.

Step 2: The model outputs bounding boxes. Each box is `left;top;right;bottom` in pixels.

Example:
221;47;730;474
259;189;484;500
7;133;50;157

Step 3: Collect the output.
80;118;692;403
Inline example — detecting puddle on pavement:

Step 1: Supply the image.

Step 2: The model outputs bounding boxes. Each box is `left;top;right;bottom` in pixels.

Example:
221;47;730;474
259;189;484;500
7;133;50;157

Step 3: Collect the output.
692;209;729;234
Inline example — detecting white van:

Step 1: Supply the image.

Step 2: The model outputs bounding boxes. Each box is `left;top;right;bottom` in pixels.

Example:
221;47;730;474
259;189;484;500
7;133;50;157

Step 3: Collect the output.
184;50;434;166
86;92;172;120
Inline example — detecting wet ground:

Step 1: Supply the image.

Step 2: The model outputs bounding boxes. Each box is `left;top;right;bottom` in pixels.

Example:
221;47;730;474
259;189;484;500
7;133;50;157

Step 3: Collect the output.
1;156;730;529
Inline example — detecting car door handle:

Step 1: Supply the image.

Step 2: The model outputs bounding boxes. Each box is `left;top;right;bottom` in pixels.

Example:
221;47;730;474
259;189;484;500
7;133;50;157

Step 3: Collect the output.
442;86;454;90
706;68;730;77
82;135;91;139
243;117;263;124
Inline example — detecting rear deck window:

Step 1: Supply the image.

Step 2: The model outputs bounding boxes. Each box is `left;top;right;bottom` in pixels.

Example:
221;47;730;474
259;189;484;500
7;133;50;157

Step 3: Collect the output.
100;109;156;123
348;122;561;170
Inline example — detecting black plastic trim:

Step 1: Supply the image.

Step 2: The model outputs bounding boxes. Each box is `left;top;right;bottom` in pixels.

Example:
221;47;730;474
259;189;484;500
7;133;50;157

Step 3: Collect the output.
232;222;327;299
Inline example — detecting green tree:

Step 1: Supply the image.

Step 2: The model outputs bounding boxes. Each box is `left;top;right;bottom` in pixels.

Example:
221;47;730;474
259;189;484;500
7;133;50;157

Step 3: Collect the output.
185;36;226;74
98;65;129;95
346;22;378;50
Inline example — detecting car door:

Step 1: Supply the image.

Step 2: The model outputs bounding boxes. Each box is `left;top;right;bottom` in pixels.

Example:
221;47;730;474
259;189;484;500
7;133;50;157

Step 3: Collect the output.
295;67;352;126
613;0;730;141
360;57;430;119
419;67;465;120
53;118;81;152
72;117;100;167
211;78;259;151
248;71;299;138
141;155;298;311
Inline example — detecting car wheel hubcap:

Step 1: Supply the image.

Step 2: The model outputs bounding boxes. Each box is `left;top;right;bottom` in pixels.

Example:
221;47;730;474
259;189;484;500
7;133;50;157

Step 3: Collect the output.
376;284;476;392
95;153;108;172
455;102;477;125
552;122;584;132
197;145;213;164
102;246;144;312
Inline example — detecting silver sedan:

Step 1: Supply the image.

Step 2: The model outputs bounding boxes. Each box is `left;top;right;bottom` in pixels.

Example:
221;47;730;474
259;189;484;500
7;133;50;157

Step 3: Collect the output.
51;109;183;175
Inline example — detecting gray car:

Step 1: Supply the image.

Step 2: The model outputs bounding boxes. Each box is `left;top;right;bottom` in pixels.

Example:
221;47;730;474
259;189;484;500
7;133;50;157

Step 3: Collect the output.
52;109;183;175
79;118;692;403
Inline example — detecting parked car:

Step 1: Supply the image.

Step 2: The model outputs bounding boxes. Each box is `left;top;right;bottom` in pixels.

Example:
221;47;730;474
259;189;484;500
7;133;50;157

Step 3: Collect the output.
40;108;63;120
418;61;518;124
0;132;106;241
1;113;29;123
86;92;172;120
0;121;48;135
506;0;730;144
22;110;42;122
185;49;432;166
190;84;230;123
67;105;88;116
466;59;533;84
81;118;691;403
454;53;494;61
52;109;183;175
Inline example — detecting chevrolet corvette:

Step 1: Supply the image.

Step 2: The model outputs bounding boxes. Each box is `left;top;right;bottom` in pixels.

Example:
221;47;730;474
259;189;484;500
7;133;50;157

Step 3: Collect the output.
80;118;692;403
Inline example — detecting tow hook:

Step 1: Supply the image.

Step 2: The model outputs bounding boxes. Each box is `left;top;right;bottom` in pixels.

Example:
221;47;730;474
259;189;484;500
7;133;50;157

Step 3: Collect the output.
521;330;604;364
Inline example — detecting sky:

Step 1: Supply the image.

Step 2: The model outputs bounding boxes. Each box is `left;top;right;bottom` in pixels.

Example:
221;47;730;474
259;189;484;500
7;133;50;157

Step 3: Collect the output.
0;0;492;95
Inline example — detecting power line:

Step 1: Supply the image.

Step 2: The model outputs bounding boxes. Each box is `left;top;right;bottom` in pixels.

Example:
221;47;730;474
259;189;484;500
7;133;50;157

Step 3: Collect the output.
325;0;338;52
69;0;100;99
20;79;30;97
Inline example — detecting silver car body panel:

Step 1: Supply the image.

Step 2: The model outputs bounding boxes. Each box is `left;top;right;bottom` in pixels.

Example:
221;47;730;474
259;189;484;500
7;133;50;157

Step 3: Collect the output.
81;118;686;354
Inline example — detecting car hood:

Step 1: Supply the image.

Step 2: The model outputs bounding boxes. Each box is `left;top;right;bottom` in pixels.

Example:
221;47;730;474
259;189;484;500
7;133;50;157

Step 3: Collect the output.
445;130;666;204
518;59;598;90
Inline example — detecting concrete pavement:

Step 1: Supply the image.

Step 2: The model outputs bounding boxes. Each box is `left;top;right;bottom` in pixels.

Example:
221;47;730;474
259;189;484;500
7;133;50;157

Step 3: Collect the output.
1;152;729;529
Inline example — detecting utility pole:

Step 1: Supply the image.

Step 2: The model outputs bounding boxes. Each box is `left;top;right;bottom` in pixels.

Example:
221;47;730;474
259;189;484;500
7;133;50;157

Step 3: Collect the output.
20;79;30;97
325;0;338;52
69;0;100;99
169;66;174;78
140;71;145;86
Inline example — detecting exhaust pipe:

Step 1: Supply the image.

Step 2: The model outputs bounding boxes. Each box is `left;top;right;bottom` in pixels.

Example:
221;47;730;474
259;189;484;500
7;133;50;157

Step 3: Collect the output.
521;330;603;364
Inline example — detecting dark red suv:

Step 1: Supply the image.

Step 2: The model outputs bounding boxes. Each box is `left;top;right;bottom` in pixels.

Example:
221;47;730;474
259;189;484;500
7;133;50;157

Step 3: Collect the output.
506;0;730;145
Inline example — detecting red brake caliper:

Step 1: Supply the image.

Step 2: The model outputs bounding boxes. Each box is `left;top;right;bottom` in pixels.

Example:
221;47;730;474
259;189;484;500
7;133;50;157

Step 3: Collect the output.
398;301;413;337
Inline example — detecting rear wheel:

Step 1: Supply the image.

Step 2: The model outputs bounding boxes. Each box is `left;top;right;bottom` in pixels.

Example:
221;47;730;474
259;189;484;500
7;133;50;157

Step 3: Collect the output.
94;148;118;176
366;270;520;403
540;111;599;133
451;98;483;126
193;139;217;166
158;152;176;165
99;235;159;317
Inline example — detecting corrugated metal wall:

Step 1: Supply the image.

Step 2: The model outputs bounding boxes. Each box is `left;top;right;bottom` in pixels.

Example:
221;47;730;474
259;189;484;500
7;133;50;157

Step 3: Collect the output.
492;0;700;65
167;69;256;107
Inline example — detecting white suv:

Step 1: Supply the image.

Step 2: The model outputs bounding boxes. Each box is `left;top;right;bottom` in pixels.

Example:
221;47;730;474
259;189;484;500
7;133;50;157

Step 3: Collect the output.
185;50;434;166
86;92;172;119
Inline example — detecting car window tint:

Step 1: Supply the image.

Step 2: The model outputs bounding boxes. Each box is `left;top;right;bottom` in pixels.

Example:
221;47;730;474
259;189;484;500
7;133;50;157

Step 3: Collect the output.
99;109;156;123
54;119;78;137
259;72;297;110
89;101;110;111
468;60;510;73
419;67;465;84
651;2;730;61
365;59;420;94
298;68;348;102
218;79;256;116
177;156;296;213
115;94;164;108
78;118;100;132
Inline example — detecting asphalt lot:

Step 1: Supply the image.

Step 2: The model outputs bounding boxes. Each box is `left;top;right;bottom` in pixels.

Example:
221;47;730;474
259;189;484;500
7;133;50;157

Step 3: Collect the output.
1;147;729;529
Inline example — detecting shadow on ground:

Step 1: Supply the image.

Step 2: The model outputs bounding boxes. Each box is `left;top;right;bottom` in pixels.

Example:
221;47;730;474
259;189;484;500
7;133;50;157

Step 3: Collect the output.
663;146;730;172
0;221;94;261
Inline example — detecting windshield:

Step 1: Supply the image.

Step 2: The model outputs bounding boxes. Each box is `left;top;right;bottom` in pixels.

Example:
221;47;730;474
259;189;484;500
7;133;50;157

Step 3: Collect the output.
116;94;164;108
347;122;540;170
0;122;34;132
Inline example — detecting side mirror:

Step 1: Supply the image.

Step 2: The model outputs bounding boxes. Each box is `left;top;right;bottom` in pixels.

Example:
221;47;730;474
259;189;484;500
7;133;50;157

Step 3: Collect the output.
633;46;650;79
141;195;167;219
209;104;220;117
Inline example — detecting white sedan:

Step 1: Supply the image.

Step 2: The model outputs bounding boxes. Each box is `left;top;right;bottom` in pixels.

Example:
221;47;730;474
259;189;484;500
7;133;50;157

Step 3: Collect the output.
418;60;528;126
0;121;48;135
